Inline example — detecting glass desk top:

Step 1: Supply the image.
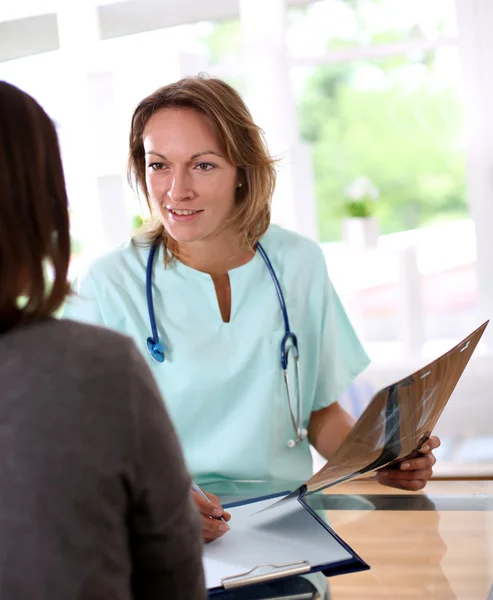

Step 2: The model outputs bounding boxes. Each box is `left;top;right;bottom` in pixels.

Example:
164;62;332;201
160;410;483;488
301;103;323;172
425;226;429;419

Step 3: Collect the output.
202;478;493;600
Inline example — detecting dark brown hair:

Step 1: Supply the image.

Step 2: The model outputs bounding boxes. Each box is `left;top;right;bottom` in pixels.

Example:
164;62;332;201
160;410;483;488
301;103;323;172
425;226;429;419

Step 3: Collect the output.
0;81;70;333
128;74;277;263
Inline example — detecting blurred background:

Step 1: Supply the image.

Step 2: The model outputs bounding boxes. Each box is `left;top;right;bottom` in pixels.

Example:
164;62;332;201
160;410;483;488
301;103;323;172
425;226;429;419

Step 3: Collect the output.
1;0;491;477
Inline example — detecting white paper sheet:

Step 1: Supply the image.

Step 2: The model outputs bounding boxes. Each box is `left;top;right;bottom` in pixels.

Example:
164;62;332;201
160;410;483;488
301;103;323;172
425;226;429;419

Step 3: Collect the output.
203;496;352;590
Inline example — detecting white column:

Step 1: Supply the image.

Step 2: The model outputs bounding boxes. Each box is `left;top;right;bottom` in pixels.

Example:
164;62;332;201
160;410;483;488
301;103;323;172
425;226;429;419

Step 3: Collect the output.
238;0;318;241
56;1;130;261
455;0;493;349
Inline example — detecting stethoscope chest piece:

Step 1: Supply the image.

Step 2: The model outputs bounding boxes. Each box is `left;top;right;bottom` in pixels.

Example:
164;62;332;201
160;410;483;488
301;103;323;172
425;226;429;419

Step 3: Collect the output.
147;337;165;363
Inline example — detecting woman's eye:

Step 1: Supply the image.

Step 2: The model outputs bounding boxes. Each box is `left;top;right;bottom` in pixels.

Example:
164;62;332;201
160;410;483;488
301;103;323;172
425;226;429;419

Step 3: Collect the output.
195;162;215;172
149;162;165;171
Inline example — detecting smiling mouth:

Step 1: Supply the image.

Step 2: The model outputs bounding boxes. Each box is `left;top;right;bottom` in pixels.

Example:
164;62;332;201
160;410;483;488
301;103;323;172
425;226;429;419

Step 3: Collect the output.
167;208;203;216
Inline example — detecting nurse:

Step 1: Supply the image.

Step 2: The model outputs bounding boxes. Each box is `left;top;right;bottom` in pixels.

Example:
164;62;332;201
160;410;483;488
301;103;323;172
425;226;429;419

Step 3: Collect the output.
63;75;440;542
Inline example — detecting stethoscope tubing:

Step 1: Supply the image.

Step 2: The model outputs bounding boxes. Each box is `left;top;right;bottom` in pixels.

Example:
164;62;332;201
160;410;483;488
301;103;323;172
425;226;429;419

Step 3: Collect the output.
146;240;306;446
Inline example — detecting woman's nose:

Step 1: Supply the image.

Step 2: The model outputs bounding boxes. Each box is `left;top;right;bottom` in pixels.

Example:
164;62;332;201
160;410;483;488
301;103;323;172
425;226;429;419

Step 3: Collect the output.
168;171;192;202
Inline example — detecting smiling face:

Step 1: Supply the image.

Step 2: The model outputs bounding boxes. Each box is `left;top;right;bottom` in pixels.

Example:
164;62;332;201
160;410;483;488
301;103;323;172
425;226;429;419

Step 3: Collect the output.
143;108;240;245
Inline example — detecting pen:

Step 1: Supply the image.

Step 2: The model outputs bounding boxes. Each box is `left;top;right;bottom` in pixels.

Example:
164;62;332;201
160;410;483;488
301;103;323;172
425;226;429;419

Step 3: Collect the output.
191;481;231;530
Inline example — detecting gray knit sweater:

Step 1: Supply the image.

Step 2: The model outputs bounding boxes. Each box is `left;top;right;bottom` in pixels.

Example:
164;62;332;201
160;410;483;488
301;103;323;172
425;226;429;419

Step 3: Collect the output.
0;318;205;599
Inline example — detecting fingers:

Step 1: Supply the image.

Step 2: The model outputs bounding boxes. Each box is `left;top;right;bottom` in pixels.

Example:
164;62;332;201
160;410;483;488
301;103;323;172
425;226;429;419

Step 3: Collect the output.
202;492;231;521
205;491;221;504
193;491;224;518
398;452;436;472
379;467;433;482
202;514;231;543
377;437;440;493
192;491;231;543
418;435;441;453
376;472;428;492
192;492;231;522
378;458;434;491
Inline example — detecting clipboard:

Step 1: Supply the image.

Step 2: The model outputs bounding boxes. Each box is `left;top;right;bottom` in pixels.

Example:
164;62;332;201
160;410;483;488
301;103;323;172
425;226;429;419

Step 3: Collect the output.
204;491;369;595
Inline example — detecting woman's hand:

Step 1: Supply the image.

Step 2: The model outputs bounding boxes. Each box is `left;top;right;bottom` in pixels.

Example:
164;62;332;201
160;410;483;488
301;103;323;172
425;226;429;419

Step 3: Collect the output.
376;435;441;491
192;490;231;543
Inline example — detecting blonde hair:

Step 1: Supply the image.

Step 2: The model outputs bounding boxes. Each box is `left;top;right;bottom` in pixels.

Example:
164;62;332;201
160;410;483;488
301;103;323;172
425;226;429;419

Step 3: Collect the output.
128;74;277;263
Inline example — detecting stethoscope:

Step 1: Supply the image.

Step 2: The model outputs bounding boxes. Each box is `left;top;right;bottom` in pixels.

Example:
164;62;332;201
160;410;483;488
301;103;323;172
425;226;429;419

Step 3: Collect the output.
146;241;308;447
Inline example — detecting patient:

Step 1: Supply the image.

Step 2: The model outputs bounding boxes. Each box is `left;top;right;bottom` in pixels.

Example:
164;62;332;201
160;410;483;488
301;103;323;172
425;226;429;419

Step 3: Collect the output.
0;81;205;599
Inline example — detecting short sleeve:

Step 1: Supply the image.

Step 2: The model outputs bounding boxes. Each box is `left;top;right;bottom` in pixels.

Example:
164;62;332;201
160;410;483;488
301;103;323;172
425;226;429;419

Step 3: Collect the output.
61;272;105;326
312;251;370;412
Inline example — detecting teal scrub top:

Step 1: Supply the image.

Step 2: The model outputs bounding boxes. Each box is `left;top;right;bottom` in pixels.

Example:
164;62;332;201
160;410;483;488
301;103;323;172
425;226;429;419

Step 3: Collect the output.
62;224;370;484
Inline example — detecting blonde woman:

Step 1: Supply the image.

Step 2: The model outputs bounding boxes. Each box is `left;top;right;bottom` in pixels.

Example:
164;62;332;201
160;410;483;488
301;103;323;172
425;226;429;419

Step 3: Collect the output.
64;76;439;560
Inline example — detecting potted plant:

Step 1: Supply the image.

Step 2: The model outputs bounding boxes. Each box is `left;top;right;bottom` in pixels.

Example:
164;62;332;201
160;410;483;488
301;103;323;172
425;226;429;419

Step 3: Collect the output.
132;214;144;230
341;176;380;250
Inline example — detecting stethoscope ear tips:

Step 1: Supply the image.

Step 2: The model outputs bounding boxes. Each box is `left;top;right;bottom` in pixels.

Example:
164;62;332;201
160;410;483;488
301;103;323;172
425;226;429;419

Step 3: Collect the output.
147;337;165;363
287;430;308;448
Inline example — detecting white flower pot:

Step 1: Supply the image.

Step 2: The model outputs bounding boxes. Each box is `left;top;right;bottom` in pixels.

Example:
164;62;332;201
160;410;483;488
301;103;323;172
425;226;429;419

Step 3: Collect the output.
342;216;379;250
